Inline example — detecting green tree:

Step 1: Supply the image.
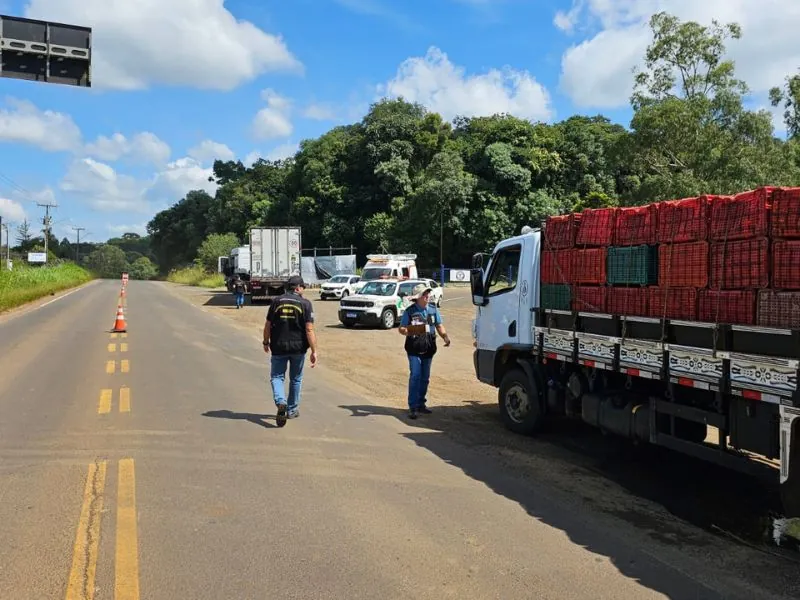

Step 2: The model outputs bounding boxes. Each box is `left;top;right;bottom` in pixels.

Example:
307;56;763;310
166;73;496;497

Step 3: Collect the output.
770;71;800;139
128;256;158;280
86;245;130;278
195;233;241;272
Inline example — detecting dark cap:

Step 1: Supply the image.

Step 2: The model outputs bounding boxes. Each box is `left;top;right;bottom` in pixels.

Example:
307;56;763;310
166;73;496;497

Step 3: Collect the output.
287;275;305;289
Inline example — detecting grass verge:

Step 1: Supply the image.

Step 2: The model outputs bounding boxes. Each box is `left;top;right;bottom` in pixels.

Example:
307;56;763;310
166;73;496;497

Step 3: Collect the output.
166;266;225;288
0;263;94;313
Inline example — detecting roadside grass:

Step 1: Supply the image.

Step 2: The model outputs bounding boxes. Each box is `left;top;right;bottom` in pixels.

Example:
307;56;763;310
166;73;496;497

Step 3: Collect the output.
166;266;225;288
0;263;94;313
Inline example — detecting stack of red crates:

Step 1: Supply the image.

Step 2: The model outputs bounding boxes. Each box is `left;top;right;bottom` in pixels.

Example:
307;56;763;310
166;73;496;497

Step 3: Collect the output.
540;186;800;329
759;187;800;328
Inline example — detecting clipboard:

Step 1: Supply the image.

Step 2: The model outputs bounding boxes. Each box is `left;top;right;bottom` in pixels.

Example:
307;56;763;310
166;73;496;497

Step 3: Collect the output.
406;324;428;336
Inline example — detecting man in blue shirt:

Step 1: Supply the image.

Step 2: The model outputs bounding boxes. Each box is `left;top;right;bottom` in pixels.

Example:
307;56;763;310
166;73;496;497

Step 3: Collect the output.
398;283;451;419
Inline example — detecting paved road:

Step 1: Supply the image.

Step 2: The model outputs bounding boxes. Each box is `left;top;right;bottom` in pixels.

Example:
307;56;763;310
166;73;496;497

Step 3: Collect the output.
0;280;789;599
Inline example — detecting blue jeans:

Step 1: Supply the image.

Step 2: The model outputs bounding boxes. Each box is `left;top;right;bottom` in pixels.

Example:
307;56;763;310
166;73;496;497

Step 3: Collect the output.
407;354;432;410
270;354;305;411
234;291;245;306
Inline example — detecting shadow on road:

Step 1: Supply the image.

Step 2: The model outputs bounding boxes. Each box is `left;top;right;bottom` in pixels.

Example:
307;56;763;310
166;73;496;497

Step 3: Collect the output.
202;409;278;429
203;292;236;307
338;401;791;598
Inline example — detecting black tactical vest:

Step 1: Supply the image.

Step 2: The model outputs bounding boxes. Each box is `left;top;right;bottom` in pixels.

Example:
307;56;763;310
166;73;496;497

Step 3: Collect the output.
404;306;438;358
268;294;308;355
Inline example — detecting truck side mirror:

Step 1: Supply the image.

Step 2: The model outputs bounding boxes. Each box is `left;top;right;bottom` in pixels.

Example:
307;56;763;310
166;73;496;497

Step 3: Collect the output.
470;253;486;306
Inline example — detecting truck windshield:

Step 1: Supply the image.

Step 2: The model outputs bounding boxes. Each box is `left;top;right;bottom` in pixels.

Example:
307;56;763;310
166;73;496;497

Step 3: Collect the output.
359;281;397;296
361;268;392;280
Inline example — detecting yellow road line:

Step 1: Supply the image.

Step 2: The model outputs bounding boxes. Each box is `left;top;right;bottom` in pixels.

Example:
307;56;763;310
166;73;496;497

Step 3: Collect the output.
106;361;116;375
110;333;118;340
120;343;128;353
108;343;117;352
121;333;128;339
119;388;131;413
115;459;140;600
98;389;112;414
65;460;107;600
120;360;130;374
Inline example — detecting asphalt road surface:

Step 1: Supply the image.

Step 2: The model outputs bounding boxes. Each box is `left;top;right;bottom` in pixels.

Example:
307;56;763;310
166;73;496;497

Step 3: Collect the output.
0;280;793;599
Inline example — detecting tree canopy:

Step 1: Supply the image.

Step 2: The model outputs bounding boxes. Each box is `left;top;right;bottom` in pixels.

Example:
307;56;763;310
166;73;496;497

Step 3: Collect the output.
146;12;800;272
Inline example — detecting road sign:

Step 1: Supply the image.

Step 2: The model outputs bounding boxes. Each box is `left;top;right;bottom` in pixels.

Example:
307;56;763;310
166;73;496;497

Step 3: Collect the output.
450;269;470;282
0;14;91;87
27;252;46;263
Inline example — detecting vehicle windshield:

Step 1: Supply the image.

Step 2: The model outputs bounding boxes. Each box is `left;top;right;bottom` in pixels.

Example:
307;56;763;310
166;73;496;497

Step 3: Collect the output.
359;281;397;296
361;267;392;280
328;275;349;283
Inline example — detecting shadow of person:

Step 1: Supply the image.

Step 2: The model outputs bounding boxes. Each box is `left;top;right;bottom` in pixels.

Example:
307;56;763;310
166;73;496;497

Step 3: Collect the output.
202;409;277;429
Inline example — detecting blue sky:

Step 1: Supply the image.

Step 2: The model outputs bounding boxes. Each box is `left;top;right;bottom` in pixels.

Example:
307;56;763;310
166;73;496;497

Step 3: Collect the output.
0;0;797;245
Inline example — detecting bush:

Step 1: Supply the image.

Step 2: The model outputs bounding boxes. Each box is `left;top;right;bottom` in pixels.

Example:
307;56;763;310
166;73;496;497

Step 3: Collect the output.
129;256;158;280
0;263;94;313
167;266;225;288
196;233;240;272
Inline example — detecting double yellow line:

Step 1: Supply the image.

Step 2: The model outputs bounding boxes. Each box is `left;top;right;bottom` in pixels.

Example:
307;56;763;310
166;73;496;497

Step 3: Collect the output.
65;459;139;600
103;332;131;411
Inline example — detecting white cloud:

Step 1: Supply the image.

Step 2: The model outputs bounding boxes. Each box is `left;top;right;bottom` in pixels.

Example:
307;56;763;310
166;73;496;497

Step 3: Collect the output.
252;89;294;140
557;0;800;109
302;103;337;121
24;0;303;91
188;140;235;165
85;131;171;164
0;97;82;152
266;142;299;161
243;151;262;167
0;197;27;223
379;47;553;122
151;157;217;199
106;223;148;237
60;158;152;213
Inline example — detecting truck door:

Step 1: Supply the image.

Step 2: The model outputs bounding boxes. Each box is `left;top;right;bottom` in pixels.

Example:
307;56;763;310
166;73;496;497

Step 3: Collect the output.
475;241;524;382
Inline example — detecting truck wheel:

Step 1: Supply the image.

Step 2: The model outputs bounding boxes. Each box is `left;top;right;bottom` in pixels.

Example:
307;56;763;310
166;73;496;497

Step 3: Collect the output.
380;308;396;329
499;368;543;435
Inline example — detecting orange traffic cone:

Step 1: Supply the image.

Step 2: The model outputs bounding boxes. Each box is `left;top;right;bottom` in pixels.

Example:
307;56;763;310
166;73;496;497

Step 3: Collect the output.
112;305;127;333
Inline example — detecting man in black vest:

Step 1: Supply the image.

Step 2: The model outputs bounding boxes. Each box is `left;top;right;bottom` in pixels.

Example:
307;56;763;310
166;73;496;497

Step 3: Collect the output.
263;276;318;426
398;283;450;420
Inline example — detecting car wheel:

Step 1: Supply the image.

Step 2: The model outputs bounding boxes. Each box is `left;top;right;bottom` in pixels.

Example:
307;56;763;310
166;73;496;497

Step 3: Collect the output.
380;308;396;329
341;320;356;328
342;290;349;298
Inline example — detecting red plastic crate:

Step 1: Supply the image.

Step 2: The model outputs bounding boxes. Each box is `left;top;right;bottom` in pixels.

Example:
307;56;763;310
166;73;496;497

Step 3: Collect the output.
614;204;658;246
572;248;607;284
771;187;800;238
607;287;648;317
573;286;606;313
773;240;800;289
709;188;772;242
647;287;697;321
758;290;800;329
541;250;573;284
575;208;616;246
698;290;755;325
658;241;708;288
657;196;709;243
544;213;581;249
710;237;769;289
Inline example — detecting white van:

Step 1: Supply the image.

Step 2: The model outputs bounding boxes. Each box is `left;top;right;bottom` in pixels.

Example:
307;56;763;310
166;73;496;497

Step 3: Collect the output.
355;254;418;292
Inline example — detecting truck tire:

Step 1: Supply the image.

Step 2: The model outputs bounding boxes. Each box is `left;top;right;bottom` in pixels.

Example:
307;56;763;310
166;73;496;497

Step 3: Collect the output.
499;368;543;435
380;308;396;329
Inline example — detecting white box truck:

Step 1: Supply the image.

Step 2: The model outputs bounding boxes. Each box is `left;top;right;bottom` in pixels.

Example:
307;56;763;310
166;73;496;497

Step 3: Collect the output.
248;227;301;303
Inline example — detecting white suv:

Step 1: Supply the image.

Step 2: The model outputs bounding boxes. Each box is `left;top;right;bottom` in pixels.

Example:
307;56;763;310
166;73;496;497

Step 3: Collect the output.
338;280;420;329
320;274;360;300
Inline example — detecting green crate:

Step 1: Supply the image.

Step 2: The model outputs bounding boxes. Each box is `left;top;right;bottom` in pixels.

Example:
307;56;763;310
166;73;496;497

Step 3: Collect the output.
541;284;572;311
607;245;658;285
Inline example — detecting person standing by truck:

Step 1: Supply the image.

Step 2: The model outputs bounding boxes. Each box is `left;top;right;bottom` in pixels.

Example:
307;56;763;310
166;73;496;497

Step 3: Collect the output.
262;276;318;426
398;283;450;420
232;276;246;309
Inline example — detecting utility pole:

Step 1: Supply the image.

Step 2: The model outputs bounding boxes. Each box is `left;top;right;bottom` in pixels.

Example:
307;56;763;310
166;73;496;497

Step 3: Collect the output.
37;202;56;259
72;226;85;263
1;221;7;269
